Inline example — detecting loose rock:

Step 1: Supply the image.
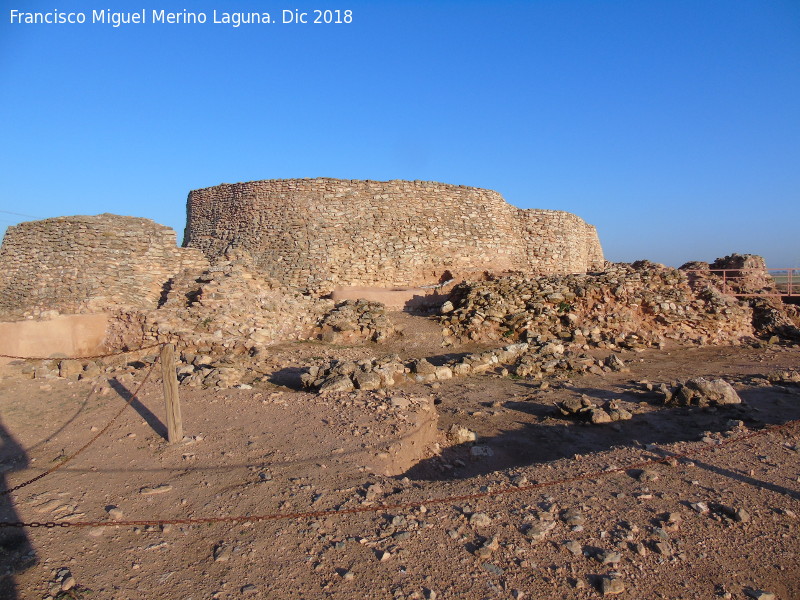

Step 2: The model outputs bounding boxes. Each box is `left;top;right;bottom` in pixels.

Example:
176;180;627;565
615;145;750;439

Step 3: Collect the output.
601;576;625;596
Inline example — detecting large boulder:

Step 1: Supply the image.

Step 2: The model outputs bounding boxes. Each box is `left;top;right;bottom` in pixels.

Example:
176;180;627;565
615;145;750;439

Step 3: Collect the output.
666;377;742;407
318;374;355;393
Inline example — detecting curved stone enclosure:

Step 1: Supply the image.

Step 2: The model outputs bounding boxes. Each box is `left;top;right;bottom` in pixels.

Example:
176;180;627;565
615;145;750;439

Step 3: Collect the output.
0;214;208;315
184;179;603;290
0;180;603;316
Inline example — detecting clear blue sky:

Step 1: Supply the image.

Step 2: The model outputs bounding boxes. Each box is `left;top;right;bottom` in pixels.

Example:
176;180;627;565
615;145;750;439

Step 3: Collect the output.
1;0;798;268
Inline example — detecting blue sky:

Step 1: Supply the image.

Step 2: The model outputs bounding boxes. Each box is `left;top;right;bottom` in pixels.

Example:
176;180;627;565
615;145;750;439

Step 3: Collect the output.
1;0;798;268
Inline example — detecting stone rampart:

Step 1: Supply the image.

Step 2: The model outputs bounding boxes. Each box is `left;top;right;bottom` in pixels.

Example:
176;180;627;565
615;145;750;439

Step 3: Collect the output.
0;214;209;316
184;178;604;290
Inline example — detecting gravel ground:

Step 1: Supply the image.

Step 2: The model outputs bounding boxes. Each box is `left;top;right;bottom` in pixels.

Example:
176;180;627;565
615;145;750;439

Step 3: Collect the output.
1;323;798;600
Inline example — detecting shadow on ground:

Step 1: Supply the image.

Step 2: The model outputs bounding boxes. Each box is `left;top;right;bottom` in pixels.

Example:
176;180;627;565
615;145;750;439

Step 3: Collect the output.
0;418;36;599
268;366;306;389
403;382;800;500
109;378;167;439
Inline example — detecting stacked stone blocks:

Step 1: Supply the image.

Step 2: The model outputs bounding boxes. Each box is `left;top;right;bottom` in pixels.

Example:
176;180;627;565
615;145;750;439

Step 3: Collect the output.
184;178;604;291
0;179;604;315
0;214;208;315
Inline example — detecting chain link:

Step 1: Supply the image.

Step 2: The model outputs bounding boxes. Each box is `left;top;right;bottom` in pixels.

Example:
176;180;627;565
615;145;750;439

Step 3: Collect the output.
0;343;163;361
0;357;159;497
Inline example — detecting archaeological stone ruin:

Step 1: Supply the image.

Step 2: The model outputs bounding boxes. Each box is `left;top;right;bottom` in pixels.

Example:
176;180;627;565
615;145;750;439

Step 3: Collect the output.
0;178;603;316
183;178;605;290
0;214;208;315
0;177;797;394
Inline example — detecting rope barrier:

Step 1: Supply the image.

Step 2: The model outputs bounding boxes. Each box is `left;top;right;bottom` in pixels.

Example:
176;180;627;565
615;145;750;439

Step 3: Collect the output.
0;343;163;361
0;359;159;497
1;417;796;530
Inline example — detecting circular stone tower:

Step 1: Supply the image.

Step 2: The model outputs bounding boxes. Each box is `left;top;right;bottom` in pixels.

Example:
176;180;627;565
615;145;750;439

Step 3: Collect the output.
184;178;604;290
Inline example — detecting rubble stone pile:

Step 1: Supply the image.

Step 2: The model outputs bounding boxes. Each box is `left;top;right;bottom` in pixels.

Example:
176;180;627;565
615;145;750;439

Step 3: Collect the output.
556;395;634;424
301;343;532;393
768;370;800;386
104;261;332;363
440;262;754;347
316;299;396;343
681;254;775;295
512;345;630;378
680;254;800;340
748;299;800;341
663;377;743;407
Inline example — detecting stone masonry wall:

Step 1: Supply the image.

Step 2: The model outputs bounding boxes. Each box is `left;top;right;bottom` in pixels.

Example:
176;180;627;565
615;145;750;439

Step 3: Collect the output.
0;214;209;316
184;179;604;291
520;209;604;275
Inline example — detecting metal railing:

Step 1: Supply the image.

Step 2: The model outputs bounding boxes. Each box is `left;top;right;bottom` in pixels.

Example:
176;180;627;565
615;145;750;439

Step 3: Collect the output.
683;268;798;297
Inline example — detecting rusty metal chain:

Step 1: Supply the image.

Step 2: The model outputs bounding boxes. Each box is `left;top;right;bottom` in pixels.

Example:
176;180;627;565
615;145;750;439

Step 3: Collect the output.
0;358;159;497
1;417;796;530
0;343;163;361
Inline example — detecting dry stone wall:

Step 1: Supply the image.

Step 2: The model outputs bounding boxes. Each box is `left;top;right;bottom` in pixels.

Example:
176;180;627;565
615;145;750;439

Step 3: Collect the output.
184;178;604;291
0;214;209;316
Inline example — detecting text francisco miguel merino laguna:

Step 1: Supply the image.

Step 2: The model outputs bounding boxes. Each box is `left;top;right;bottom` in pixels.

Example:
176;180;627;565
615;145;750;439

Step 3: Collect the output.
8;8;354;27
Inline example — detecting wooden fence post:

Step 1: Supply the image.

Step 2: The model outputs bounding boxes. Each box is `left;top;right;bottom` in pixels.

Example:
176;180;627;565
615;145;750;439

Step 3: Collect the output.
160;343;183;444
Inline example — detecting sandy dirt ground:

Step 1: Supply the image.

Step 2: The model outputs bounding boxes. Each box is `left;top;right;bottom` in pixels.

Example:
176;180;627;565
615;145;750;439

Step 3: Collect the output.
1;313;799;600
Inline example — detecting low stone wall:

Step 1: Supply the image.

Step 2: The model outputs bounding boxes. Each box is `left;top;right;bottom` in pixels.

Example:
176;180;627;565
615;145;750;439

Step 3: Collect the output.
301;344;532;393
